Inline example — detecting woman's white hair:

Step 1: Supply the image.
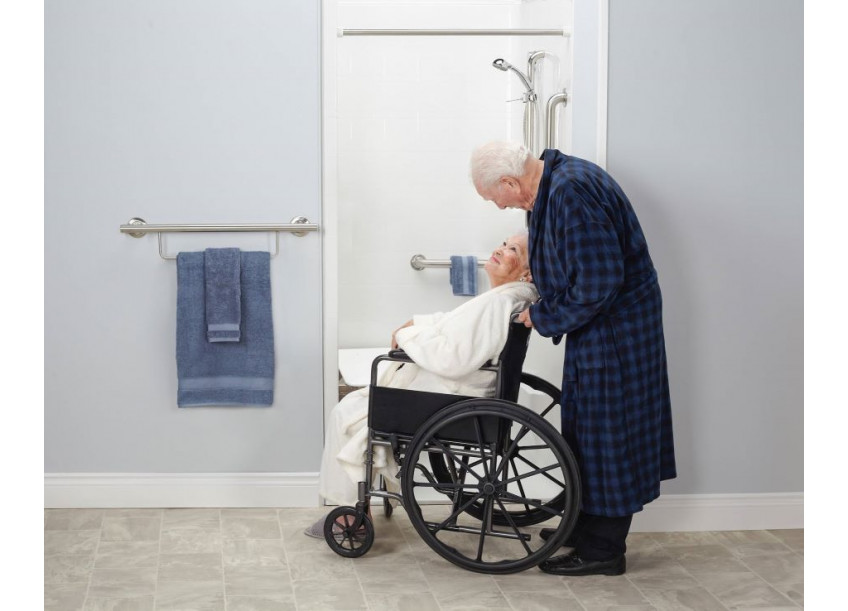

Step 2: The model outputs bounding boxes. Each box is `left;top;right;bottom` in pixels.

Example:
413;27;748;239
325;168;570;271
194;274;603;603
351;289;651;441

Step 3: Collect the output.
470;141;534;190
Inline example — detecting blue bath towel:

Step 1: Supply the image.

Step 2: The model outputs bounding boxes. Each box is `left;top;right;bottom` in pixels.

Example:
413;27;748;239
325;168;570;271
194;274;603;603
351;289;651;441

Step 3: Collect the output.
176;251;274;407
449;255;478;296
205;248;241;343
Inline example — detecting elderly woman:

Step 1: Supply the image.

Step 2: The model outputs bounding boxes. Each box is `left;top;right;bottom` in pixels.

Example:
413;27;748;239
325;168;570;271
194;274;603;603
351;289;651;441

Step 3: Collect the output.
305;233;537;537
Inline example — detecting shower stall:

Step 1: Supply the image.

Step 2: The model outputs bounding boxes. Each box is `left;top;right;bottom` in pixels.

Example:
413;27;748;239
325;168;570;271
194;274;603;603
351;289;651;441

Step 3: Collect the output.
322;0;607;418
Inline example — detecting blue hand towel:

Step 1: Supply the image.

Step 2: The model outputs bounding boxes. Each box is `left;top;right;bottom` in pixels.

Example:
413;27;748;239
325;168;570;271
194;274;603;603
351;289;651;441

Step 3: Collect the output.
177;251;274;407
449;255;478;296
205;248;241;343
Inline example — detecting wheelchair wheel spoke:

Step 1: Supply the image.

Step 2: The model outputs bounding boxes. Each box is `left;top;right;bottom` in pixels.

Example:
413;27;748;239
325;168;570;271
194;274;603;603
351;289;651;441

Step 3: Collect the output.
492;425;531;480
431;491;485;535
539;399;558;419
473;417;492;480
495;496;533;555
500;491;565;518
432;439;485;483
509;457;533;514
511;454;568;489
475;496;494;562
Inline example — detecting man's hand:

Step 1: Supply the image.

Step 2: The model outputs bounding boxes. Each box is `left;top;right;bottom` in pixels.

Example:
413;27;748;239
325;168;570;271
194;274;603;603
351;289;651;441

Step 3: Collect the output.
391;319;414;349
517;308;534;329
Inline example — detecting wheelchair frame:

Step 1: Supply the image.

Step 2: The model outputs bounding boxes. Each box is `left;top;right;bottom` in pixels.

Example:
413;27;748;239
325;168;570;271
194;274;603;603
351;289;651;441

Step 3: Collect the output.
323;322;582;574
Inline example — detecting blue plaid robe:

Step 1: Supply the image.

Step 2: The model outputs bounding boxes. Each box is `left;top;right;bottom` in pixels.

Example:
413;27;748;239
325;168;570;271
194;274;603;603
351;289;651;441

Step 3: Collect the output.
528;150;677;517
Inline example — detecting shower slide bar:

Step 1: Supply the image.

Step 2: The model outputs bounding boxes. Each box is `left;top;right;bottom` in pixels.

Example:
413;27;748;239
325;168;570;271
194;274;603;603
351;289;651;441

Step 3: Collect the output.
338;28;569;37
410;254;486;271
119;216;318;260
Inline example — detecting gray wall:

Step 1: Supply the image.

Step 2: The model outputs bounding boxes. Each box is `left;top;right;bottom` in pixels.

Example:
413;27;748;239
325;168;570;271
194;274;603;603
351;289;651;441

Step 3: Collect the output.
607;0;803;493
45;1;324;473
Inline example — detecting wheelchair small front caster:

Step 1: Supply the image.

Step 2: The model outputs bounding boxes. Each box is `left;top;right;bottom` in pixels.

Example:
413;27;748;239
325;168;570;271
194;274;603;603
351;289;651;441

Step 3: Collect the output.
323;506;375;558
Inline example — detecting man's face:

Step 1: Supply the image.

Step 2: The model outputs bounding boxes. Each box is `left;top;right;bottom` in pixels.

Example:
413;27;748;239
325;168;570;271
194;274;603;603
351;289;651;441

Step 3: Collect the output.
476;178;531;211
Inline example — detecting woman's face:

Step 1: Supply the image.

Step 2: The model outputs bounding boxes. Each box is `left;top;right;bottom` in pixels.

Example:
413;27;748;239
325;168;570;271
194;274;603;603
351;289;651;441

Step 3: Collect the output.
484;235;529;286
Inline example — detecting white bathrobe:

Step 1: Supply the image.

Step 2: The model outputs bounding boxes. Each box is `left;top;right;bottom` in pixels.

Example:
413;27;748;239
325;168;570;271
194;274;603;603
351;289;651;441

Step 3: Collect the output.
319;281;539;505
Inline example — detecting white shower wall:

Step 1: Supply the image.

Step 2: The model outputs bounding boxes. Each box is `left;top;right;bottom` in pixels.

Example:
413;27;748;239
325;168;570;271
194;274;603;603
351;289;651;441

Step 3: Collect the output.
335;1;572;386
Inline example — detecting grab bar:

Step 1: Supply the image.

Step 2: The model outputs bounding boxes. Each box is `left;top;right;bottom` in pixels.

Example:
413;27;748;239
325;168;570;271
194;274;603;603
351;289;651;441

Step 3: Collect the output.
410;255;486;271
338;28;569;37
545;90;569;151
119;217;318;260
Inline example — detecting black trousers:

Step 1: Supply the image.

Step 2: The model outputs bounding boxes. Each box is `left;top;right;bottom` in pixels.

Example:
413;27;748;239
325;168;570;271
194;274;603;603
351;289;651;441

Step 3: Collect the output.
571;511;633;561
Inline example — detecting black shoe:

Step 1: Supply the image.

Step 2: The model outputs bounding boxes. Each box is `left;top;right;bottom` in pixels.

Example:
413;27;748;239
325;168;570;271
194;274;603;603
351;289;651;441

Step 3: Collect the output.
539;527;578;547
539;553;626;576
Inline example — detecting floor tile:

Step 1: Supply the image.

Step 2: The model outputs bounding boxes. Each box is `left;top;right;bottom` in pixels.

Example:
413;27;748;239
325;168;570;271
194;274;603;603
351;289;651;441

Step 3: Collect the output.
767;529;803;551
41;508;804;611
223;539;288;568
222;515;282;539
45;509;105;531
95;541;160;568
565;574;650;607
45;583;88;611
83;596;155;611
353;560;430;594
155;581;224;611
697;571;798;609
287;550;357;582
88;567;157;598
293;580;367;610
740;552;804;586
158;553;223;581
635;583;727;611
101;517;161;542
45;554;94;584
500;590;585;610
224;566;293;597
45;530;100;556
160;529;223;554
162;508;220;531
226;595;297;611
363;591;441;611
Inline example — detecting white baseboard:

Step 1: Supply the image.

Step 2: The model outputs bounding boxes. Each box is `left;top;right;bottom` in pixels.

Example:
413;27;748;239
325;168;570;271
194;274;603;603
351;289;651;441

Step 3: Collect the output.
45;474;803;532
44;473;321;508
631;492;803;532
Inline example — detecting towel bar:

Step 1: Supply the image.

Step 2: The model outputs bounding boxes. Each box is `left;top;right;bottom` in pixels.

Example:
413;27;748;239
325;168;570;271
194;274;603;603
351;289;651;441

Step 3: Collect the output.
410;255;486;271
120;217;318;260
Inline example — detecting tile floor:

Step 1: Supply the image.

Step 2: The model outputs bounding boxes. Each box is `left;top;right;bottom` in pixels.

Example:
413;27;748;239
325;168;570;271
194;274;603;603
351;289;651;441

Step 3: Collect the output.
45;507;803;610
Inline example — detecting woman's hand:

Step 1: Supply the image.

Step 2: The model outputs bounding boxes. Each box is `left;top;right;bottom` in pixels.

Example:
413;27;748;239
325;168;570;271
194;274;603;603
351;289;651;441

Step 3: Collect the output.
391;319;414;349
517;308;534;329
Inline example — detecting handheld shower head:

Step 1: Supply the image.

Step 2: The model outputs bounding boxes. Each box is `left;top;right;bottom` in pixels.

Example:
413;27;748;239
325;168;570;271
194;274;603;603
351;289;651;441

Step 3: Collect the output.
492;58;512;71
491;58;532;93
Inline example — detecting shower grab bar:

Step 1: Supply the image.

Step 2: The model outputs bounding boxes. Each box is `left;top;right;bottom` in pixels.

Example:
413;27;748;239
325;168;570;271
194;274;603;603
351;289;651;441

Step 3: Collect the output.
119;217;318;260
410;255;486;271
546;90;569;150
338;28;569;37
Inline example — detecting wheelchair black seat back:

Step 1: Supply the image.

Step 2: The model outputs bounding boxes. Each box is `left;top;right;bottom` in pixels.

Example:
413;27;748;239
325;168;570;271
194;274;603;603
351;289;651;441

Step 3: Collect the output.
324;321;582;575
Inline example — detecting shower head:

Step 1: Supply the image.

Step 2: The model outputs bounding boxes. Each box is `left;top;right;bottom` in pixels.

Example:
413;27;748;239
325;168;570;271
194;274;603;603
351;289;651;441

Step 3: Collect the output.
491;58;532;93
492;58;512;72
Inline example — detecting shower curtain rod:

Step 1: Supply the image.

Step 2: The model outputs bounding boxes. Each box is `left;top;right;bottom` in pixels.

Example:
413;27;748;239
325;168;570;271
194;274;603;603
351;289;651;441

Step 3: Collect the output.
338;28;569;37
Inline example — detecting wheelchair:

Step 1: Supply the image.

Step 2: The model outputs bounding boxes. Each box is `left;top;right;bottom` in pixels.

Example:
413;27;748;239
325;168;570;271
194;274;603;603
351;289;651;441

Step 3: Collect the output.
323;321;581;574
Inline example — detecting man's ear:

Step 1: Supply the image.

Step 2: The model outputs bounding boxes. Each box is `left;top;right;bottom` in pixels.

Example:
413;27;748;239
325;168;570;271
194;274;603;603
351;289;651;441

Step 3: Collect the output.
500;176;517;190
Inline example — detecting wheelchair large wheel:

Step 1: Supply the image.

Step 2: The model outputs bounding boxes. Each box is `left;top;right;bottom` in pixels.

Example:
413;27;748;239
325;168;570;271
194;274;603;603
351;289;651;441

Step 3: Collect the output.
428;373;574;527
402;398;580;574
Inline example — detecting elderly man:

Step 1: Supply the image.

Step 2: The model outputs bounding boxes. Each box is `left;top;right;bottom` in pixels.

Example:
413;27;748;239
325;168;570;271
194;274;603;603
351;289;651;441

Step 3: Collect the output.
470;141;677;576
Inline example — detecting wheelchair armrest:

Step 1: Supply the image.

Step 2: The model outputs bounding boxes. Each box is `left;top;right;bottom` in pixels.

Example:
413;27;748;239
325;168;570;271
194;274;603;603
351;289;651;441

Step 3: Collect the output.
370;351;414;386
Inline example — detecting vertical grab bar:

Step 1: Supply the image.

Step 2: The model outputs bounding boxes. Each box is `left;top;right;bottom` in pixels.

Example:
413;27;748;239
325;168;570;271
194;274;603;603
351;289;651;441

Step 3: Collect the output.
545;91;569;151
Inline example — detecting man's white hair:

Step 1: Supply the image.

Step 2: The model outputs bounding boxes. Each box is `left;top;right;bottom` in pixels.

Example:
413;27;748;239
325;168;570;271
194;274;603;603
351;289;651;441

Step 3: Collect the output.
470;141;533;190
